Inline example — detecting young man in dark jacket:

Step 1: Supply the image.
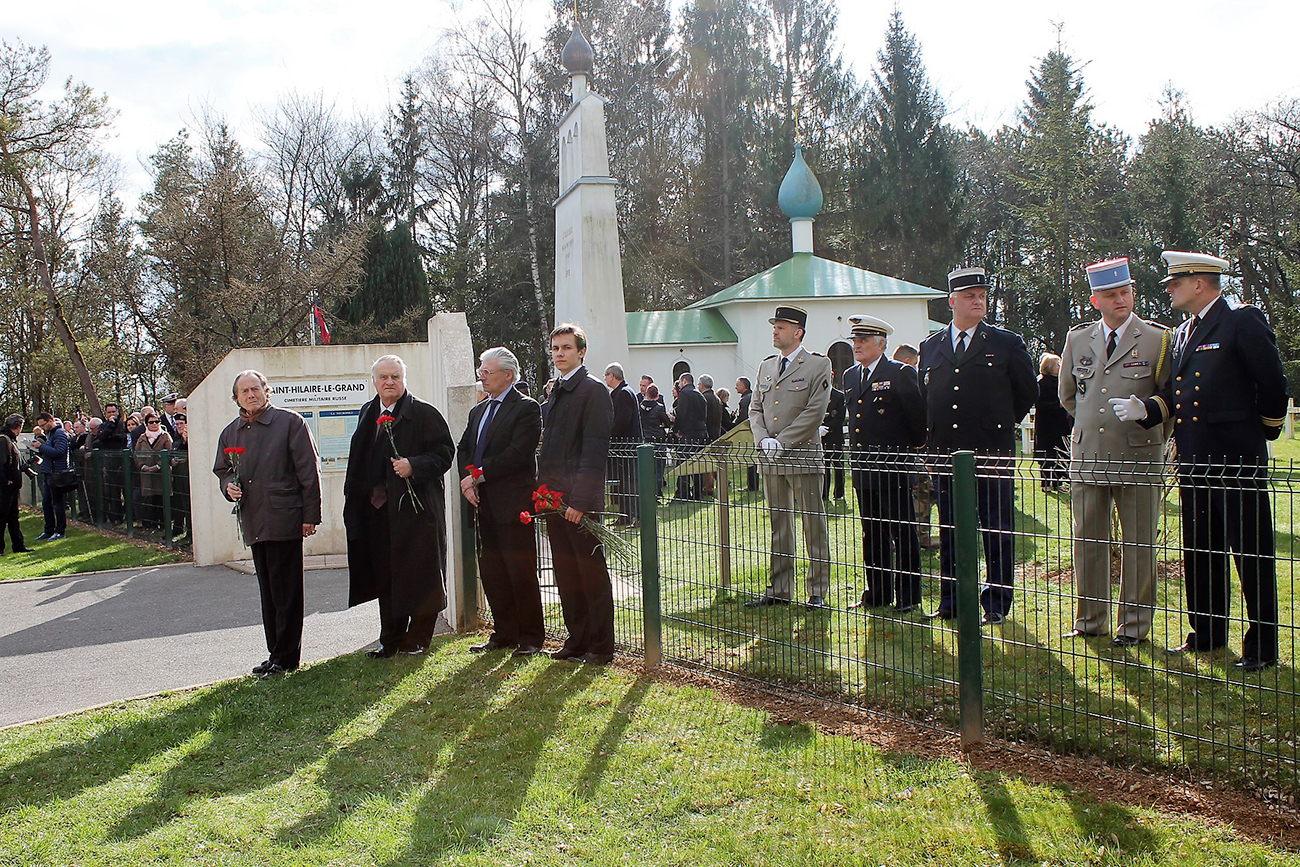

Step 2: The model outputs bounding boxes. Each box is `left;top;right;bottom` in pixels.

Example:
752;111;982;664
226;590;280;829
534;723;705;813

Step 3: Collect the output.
538;323;615;664
1;415;32;554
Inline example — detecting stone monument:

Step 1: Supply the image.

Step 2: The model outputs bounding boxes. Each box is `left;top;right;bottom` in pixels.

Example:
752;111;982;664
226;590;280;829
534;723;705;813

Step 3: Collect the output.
553;23;630;370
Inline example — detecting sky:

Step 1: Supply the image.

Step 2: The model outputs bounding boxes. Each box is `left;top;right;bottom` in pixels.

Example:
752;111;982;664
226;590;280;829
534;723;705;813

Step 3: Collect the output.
8;0;1300;205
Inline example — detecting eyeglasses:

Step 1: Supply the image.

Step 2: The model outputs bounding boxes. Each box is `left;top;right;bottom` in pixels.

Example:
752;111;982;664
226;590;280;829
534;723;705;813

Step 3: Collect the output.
146;419;161;425
477;367;504;377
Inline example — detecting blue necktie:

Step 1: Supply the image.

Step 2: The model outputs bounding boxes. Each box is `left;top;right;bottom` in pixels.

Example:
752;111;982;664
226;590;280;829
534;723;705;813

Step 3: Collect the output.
473;400;500;466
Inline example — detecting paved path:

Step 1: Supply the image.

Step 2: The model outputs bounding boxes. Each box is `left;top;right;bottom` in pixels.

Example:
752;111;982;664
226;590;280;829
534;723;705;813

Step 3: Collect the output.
0;565;380;728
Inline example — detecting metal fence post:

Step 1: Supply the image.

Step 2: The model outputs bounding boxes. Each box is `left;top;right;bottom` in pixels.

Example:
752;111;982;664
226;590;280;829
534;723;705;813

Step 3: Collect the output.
717;452;731;589
953;450;984;748
122;452;134;537
160;451;173;546
638;443;662;668
460;500;480;632
92;450;104;529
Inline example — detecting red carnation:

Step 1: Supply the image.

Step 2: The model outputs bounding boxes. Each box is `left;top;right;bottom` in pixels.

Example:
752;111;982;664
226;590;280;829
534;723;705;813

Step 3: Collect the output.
519;511;533;525
223;446;246;455
376;414;396;425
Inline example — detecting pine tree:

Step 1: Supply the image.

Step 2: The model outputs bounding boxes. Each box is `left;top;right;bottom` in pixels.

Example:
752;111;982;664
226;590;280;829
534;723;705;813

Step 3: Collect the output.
850;8;962;289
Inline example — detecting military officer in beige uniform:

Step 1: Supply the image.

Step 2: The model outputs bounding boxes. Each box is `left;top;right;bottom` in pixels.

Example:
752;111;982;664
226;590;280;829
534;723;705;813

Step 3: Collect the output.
747;305;834;608
1060;257;1172;646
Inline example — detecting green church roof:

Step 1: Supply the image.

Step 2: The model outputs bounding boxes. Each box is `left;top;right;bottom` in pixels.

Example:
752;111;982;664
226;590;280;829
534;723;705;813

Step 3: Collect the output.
686;253;945;309
626;309;738;345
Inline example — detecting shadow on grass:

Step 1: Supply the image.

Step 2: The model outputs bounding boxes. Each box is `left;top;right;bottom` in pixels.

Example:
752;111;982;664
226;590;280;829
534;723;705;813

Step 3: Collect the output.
103;644;475;842
0;650;410;818
375;660;601;864
574;675;652;799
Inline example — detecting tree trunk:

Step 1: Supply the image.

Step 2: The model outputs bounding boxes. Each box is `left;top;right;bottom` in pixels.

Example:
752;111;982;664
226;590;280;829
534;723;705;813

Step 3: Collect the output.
14;171;103;418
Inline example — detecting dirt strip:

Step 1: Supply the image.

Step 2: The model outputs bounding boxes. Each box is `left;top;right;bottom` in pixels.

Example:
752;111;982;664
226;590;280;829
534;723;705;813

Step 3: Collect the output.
613;657;1300;851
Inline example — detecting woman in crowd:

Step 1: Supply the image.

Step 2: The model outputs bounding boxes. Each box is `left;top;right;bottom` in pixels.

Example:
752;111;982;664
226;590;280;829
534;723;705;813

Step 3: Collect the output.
133;413;173;530
1034;352;1073;492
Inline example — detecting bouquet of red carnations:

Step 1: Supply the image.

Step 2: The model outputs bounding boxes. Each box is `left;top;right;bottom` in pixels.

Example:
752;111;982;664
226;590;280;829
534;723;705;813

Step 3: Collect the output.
519;484;635;566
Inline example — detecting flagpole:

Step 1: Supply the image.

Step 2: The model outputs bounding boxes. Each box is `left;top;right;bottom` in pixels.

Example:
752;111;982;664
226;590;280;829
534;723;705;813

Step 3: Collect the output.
309;296;317;346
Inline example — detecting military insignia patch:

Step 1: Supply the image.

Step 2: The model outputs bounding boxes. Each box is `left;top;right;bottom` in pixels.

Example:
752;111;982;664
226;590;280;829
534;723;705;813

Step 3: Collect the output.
1079;356;1094;366
1078;380;1087;396
871;381;891;391
1196;343;1220;352
1122;361;1149;368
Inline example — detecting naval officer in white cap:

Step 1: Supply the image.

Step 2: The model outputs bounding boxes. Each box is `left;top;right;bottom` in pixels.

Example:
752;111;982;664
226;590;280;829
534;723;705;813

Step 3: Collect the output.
1110;251;1289;670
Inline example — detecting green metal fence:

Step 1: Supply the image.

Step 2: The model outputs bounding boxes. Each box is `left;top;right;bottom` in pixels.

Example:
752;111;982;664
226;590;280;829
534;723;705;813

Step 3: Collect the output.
38;449;193;548
470;441;1299;796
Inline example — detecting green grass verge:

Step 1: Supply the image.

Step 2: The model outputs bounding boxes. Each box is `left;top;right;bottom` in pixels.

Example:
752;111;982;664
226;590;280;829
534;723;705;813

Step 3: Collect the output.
591;441;1300;793
0;638;1293;866
0;510;184;581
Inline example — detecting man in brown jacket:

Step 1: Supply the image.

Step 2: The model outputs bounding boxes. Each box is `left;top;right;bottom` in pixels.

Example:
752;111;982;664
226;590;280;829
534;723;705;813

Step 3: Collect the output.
214;369;322;677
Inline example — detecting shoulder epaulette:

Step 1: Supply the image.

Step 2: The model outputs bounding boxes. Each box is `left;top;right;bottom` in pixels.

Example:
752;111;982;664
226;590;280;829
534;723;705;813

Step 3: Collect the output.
809;351;826;357
1068;321;1092;331
763;353;778;361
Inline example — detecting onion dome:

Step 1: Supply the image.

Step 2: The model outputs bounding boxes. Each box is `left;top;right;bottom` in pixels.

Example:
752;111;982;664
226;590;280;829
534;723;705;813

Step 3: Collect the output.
561;24;594;75
777;144;823;220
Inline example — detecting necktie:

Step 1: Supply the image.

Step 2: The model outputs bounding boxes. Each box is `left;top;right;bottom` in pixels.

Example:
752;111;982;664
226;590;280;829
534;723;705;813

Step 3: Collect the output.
779;356;788;377
956;331;968;357
1106;329;1118;360
473;400;500;466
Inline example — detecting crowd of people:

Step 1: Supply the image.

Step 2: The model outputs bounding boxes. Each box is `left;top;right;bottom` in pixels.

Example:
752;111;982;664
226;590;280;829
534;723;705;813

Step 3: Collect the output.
0;395;192;555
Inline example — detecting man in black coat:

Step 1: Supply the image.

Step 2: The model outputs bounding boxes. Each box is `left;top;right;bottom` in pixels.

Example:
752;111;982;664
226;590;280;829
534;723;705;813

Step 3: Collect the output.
698;374;723;497
97;402;129;524
843;316;927;611
604;362;644;524
919;266;1036;624
672;373;708;500
458;347;545;656
539;323;616;664
821;385;846;500
344;355;456;658
1112;251;1290;670
735;377;759;492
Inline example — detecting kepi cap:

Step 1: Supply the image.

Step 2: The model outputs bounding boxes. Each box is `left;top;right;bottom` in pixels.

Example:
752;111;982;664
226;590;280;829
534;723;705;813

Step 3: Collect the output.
1160;251;1230;284
769;305;808;329
847;313;893;338
1086;257;1134;292
948;266;990;292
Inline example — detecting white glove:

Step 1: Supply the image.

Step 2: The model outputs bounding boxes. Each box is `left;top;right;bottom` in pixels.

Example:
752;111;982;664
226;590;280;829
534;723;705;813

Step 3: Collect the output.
817;425;829;438
1109;394;1147;422
760;437;782;457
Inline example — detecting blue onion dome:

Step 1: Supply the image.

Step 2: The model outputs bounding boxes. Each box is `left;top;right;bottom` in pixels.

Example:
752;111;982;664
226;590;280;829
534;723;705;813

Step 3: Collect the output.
561;24;594;74
778;144;823;220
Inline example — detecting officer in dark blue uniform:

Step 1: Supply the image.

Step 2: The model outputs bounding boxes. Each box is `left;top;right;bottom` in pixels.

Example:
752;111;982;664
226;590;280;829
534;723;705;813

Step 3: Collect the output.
918;266;1036;624
1111;251;1289;671
843;314;927;611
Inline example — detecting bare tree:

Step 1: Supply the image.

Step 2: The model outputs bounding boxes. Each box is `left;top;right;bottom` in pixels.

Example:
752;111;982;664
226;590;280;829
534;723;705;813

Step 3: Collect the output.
0;40;115;417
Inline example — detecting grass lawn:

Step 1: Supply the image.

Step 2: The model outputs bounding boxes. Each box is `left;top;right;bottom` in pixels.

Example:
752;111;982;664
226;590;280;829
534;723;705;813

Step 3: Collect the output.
0;510;184;581
583;442;1300;792
0;638;1295;866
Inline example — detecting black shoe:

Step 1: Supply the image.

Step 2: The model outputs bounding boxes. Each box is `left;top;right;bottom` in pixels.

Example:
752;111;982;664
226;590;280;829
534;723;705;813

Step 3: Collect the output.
512;645;542;657
1063;629;1101;639
12;547;33;553
892;603;917;614
579;652;614;665
1234;657;1277;672
1111;635;1144;647
399;645;426;655
251;659;274;675
925;607;955;621
259;663;292;678
744;595;790;608
549;646;583;660
470;639;509;653
367;645;398;658
980;612;1004;626
805;596;825;610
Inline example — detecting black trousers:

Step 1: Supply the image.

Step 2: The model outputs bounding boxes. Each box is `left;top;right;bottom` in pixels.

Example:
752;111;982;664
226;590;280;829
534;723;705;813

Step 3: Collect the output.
822;446;845;500
936;469;1016;616
546;514;615;655
1179;474;1277;661
366;503;438;649
1;489;25;552
855;471;922;607
39;474;66;535
251;538;304;669
479;516;544;646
